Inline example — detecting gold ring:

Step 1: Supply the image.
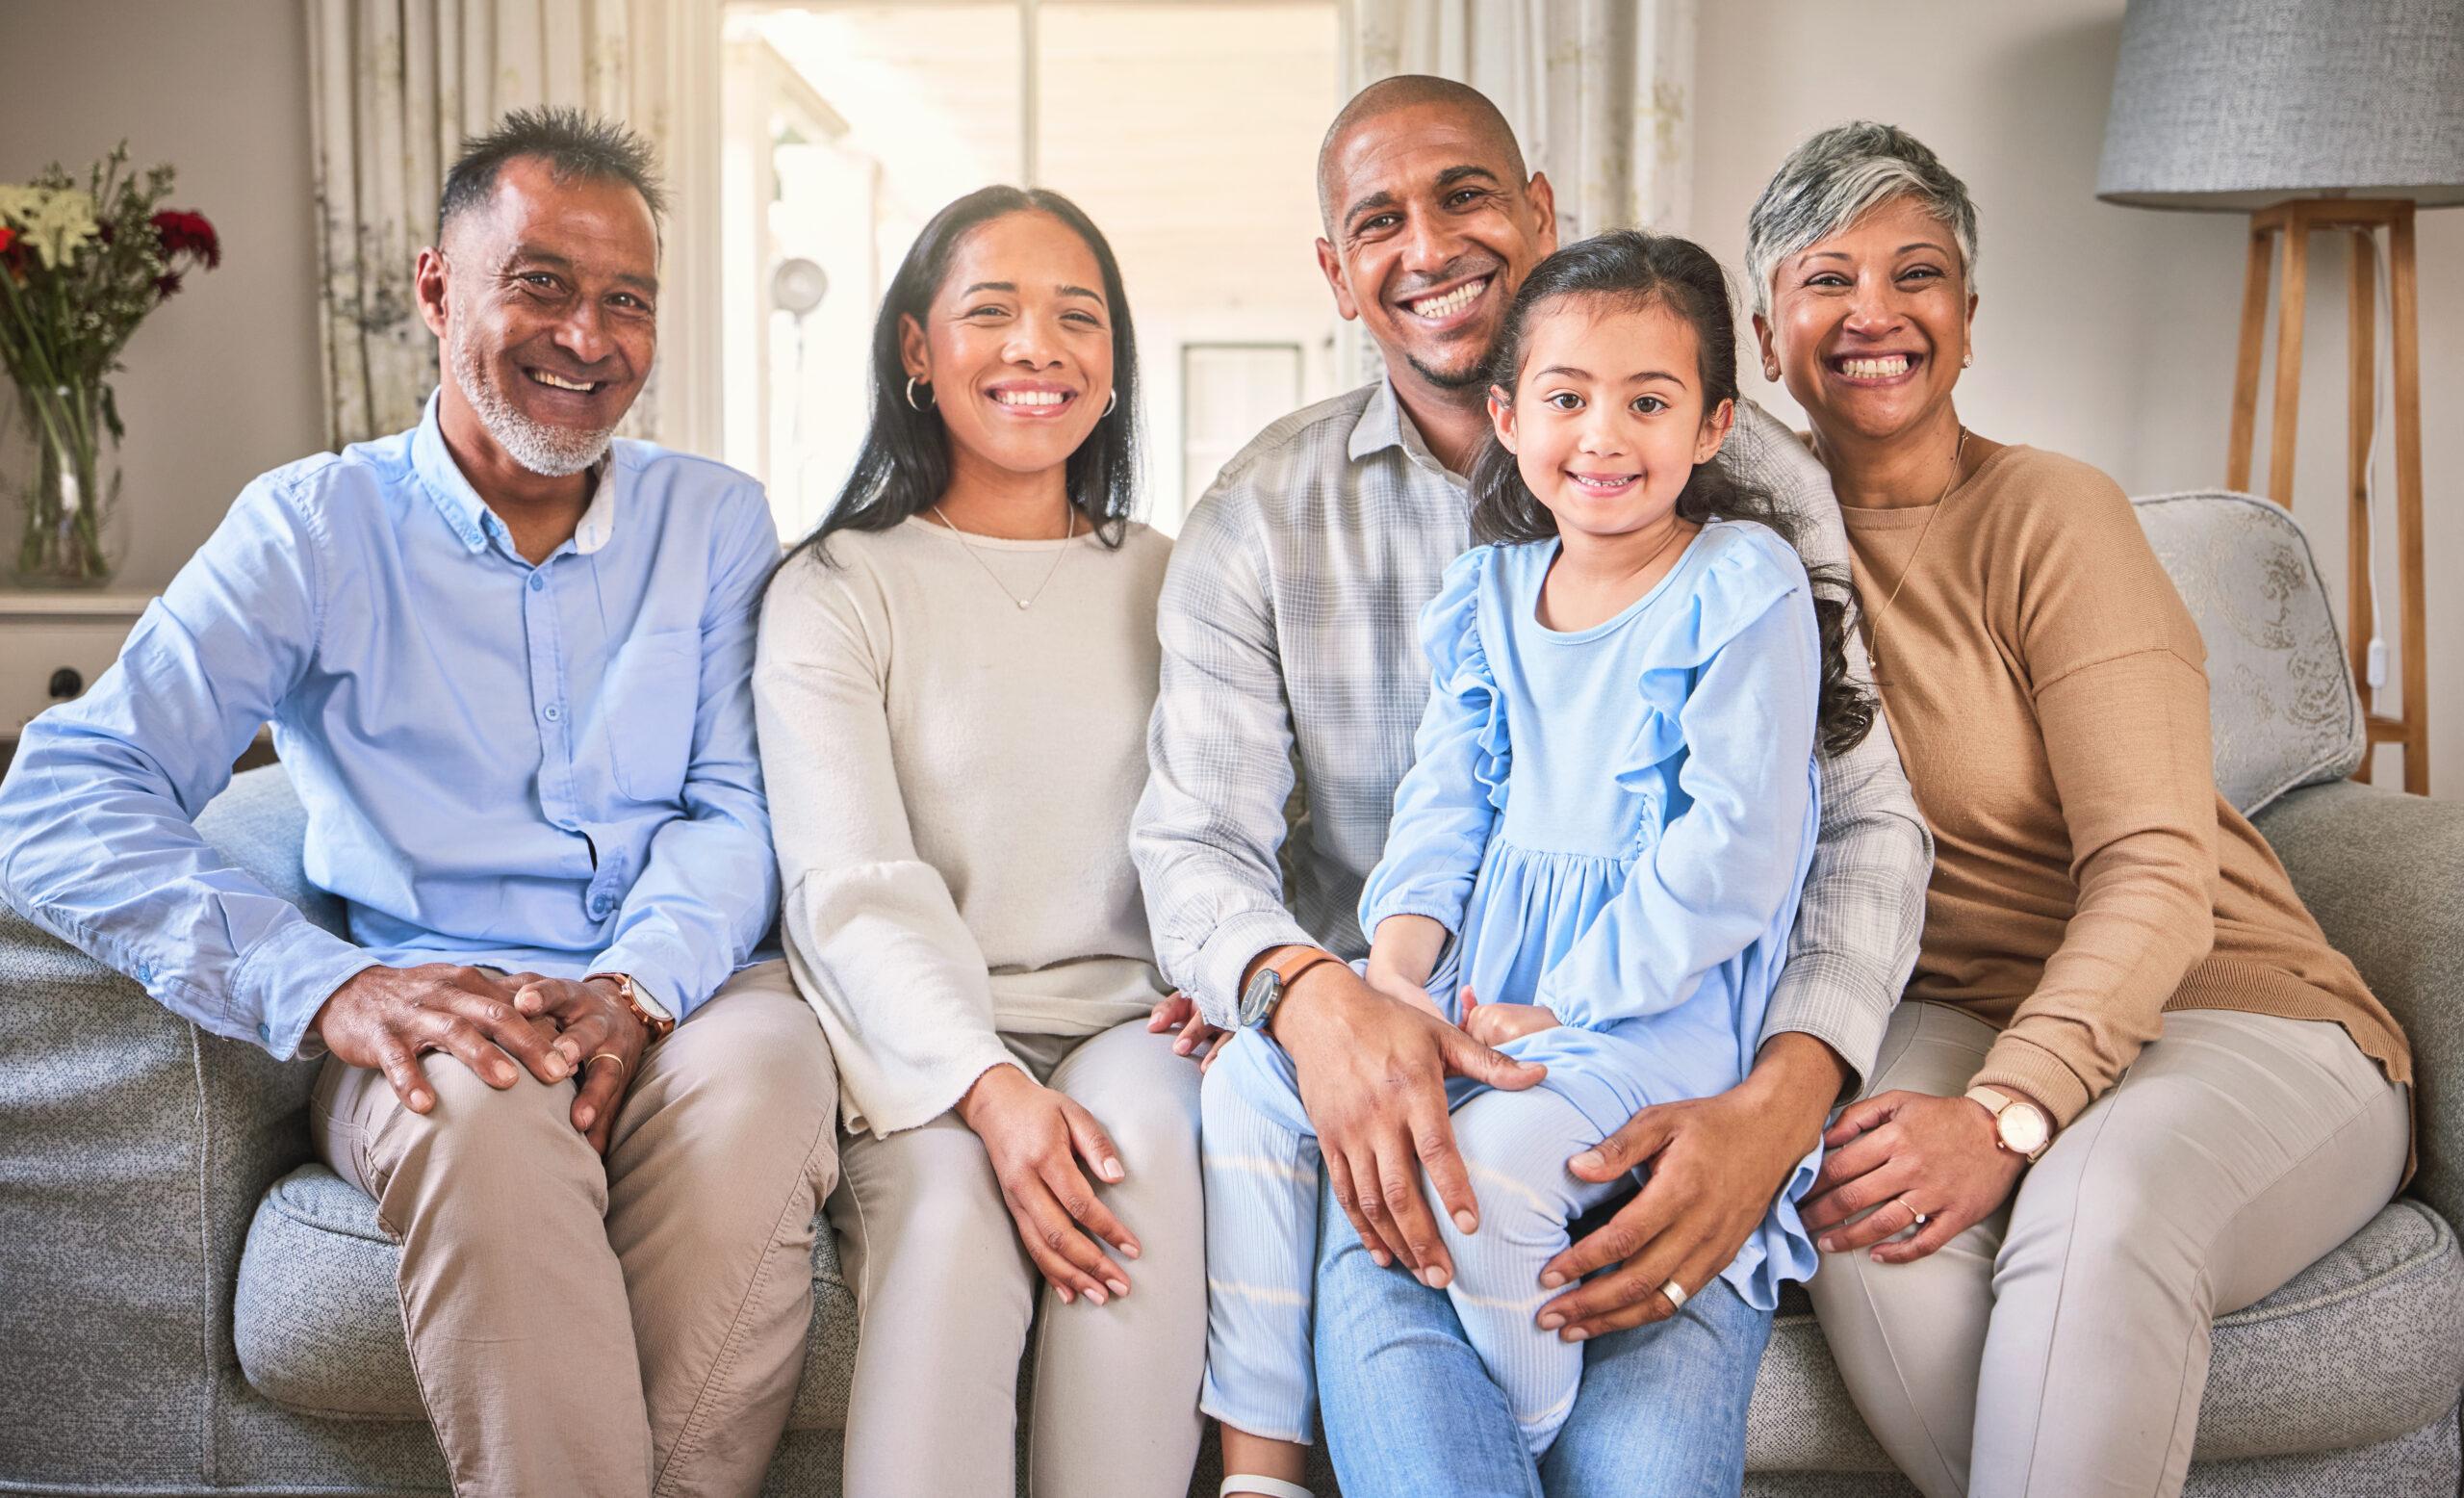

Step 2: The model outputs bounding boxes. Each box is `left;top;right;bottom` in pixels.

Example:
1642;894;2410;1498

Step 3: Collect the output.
586;1050;627;1082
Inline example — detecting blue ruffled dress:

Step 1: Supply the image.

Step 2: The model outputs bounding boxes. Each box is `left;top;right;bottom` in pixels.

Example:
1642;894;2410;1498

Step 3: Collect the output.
1358;518;1826;1309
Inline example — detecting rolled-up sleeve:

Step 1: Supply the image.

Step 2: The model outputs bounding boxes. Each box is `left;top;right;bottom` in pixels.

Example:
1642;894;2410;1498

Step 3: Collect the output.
0;477;375;1056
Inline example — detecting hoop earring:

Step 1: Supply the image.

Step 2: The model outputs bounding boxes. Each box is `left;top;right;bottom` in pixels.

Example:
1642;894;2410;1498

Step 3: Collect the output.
1103;389;1118;418
905;377;933;411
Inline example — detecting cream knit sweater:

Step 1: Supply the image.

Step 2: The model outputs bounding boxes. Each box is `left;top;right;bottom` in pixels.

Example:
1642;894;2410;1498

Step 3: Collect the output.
756;515;1173;1136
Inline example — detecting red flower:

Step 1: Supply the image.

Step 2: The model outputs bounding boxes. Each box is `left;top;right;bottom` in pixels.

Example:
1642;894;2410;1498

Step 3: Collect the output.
152;209;219;270
0;226;14;254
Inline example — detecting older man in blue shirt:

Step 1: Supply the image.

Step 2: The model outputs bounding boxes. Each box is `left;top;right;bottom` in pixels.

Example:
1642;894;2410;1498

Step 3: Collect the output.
0;110;836;1497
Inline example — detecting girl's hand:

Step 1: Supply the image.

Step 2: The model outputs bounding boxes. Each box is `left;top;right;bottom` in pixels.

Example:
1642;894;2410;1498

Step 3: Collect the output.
954;1064;1142;1303
1460;990;1562;1048
1147;990;1230;1070
1798;1089;2028;1264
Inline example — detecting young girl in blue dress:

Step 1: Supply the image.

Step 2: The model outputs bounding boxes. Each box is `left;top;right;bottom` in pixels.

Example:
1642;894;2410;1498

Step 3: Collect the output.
1201;230;1878;1498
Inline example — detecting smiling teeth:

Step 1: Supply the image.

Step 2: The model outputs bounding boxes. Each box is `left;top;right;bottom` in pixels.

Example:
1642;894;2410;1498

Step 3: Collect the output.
1572;474;1635;490
530;370;597;391
1409;279;1485;319
994;390;1069;406
1841;355;1911;378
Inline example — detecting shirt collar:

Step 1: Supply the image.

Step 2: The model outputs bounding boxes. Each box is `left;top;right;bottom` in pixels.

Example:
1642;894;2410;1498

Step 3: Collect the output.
410;391;618;558
1347;375;1460;482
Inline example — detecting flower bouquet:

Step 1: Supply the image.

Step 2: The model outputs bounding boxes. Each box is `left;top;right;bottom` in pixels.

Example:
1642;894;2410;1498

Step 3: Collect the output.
0;144;218;585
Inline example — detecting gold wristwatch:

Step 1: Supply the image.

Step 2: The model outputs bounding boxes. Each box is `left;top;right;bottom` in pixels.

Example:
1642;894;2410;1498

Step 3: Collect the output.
587;971;675;1041
1964;1085;2052;1162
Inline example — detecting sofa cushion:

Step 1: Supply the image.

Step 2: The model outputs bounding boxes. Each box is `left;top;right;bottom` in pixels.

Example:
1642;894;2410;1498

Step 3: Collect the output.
2134;491;2366;815
238;1158;2461;1468
234;1164;860;1428
1740;1199;2464;1470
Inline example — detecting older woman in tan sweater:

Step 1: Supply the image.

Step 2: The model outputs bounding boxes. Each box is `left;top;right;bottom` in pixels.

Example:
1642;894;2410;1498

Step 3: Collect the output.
1746;123;2412;1498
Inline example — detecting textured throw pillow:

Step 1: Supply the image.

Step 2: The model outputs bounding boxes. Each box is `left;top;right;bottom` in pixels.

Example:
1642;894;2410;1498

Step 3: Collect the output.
2133;491;2365;815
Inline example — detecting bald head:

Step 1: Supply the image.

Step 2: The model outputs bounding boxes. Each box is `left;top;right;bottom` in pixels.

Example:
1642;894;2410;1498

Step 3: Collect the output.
1318;75;1527;232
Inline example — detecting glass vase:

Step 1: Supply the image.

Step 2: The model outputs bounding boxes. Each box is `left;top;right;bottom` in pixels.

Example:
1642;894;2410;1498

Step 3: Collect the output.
7;381;124;588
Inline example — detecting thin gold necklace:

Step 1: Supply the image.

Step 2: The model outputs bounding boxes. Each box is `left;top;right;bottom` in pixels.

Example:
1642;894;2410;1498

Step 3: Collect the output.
1863;426;1969;683
927;500;1078;610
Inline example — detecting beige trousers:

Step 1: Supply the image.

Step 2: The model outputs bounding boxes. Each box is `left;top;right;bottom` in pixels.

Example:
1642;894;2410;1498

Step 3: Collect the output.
1807;1000;2407;1498
830;1018;1207;1498
311;960;840;1498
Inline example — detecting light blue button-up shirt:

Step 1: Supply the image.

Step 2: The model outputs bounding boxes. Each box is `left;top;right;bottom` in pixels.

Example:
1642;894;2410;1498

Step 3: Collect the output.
0;396;783;1057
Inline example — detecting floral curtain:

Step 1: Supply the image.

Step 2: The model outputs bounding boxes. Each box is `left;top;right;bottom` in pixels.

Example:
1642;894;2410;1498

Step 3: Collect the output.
304;0;684;448
1344;0;1696;243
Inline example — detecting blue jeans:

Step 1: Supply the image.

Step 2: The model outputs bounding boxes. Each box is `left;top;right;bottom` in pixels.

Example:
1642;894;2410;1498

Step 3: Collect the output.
1313;1178;1774;1498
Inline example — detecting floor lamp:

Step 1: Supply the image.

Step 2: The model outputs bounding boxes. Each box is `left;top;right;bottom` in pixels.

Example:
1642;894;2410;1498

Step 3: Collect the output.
2095;0;2464;796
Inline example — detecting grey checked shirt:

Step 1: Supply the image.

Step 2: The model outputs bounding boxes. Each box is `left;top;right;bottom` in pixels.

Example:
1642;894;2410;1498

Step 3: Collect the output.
1131;380;1932;1088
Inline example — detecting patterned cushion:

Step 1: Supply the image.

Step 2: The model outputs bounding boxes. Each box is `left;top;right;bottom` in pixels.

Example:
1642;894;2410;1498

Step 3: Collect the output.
1744;1200;2464;1469
2134;492;2366;815
234;1165;860;1429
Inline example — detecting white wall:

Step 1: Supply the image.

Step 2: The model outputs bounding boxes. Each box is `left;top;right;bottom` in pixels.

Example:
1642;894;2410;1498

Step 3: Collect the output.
1692;0;2464;799
0;0;324;590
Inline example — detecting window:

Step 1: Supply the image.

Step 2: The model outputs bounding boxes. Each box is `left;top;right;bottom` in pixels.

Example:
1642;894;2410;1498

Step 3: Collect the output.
720;0;1343;539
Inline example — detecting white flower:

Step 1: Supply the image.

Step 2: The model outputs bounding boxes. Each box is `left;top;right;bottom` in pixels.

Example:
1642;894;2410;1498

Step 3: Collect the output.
0;184;101;270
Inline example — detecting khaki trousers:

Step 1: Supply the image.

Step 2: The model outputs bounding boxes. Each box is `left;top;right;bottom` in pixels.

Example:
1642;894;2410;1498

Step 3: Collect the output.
311;960;840;1498
830;1018;1207;1498
1807;1001;2407;1498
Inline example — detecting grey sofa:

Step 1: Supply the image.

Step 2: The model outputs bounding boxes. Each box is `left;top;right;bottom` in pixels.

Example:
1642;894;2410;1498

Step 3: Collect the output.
3;490;2460;1497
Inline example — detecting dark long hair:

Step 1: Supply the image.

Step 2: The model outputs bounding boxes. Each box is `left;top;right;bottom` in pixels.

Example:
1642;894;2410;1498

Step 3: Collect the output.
781;187;1140;573
1469;230;1874;756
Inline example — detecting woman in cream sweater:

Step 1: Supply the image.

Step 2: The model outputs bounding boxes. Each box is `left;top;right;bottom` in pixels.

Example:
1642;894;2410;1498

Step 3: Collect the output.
1746;124;2412;1498
755;187;1195;1497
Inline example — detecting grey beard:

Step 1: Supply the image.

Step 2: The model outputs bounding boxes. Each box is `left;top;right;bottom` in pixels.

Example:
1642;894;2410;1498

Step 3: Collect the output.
449;324;617;478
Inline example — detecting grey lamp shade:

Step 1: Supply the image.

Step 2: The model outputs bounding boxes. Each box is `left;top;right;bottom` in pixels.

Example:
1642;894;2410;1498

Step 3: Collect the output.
2096;0;2464;211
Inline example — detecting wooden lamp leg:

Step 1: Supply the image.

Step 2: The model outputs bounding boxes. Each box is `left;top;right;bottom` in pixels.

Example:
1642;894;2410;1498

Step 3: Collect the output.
2348;228;2377;783
2389;206;2428;795
2228;222;2274;493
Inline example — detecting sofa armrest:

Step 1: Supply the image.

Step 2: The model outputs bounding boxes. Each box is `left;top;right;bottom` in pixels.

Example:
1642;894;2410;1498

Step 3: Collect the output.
2253;780;2461;1227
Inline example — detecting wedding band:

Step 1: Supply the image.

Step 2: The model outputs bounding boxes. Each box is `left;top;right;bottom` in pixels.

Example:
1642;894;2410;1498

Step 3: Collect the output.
1658;1278;1689;1312
586;1050;627;1082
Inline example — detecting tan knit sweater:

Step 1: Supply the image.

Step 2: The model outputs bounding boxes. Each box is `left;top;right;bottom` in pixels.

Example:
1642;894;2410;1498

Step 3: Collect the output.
1840;445;2411;1130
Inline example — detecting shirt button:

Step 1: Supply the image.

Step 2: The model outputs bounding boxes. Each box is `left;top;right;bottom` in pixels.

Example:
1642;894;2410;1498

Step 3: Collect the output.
543;703;562;723
528;574;545;592
256;1022;270;1042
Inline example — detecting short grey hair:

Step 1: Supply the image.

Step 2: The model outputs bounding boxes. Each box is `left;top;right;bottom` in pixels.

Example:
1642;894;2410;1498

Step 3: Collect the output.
1743;121;1978;319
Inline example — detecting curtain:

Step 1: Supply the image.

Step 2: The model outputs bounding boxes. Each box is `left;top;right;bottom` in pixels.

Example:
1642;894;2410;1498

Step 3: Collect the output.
1344;0;1696;243
304;0;686;448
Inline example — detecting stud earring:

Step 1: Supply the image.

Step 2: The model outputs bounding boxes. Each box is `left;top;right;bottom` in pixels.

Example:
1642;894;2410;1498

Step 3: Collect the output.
1961;350;1973;369
1762;363;1780;382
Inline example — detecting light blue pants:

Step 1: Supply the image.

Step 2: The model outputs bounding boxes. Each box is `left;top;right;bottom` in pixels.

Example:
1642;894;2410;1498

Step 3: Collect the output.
1201;1025;1645;1458
1314;1176;1774;1498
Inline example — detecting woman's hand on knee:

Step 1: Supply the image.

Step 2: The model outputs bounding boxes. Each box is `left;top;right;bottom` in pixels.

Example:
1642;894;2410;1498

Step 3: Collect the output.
1801;1090;2023;1264
1148;991;1230;1071
956;1063;1142;1304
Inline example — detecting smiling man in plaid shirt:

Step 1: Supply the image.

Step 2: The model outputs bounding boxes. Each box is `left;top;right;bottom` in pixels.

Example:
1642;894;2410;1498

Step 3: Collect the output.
1133;76;1932;1493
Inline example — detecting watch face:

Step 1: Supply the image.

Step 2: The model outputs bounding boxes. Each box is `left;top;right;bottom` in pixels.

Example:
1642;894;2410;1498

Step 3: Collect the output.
1999;1104;2051;1156
1239;970;1279;1027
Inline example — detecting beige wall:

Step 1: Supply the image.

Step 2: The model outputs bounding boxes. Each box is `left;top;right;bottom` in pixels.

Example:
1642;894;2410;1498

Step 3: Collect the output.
1691;0;2464;798
0;0;324;590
